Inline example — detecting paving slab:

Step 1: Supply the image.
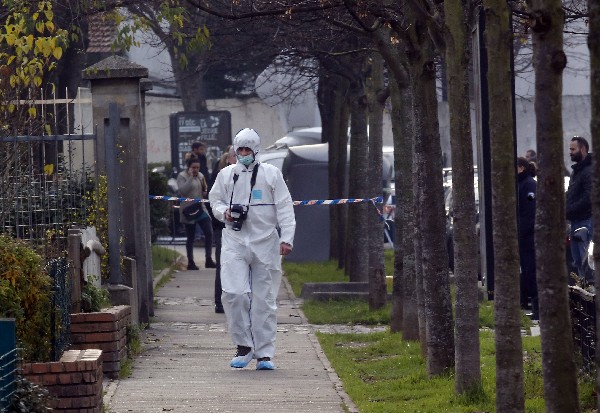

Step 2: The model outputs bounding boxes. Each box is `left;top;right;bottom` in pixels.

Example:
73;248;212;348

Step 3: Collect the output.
104;247;358;413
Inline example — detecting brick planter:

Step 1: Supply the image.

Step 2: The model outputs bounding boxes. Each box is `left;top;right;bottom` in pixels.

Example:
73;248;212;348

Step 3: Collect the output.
70;305;131;379
21;349;103;413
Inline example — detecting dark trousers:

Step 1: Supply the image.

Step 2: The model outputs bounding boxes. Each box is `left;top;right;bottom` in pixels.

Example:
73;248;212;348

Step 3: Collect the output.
185;218;213;265
214;227;223;307
519;234;538;319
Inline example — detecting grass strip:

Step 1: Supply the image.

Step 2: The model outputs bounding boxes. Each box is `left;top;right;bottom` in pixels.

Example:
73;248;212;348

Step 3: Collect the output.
318;330;595;412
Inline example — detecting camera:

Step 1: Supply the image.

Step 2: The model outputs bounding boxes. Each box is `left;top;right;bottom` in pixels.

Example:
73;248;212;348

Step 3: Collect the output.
230;204;248;231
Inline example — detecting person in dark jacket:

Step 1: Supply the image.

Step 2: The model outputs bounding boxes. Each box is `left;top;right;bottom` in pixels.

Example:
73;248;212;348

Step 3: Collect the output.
517;157;538;320
210;146;236;314
191;141;210;180
566;136;593;281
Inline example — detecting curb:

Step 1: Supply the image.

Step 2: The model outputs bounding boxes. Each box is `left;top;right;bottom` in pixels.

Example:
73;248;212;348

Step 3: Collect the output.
153;255;186;290
281;276;360;413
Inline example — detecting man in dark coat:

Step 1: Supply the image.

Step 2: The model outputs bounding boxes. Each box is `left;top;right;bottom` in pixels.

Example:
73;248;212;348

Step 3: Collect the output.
517;157;538;319
191;141;210;179
566;136;593;281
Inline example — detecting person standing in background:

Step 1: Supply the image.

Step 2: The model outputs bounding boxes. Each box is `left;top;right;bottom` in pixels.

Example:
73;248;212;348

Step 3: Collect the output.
178;157;216;270
191;141;210;180
210;146;236;314
525;149;537;164
516;157;538;320
566;136;593;281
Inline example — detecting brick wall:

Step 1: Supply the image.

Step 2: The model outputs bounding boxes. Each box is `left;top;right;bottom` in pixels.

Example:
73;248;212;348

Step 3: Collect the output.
70;305;131;379
21;349;103;413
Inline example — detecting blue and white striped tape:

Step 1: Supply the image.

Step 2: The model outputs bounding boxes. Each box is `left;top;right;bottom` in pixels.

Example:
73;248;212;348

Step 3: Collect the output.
149;195;384;206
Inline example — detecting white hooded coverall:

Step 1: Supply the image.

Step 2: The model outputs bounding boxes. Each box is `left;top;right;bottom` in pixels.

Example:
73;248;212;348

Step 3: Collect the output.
208;132;295;359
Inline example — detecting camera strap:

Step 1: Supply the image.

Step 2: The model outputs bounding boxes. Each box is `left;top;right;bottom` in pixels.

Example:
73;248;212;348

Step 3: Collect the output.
229;163;260;211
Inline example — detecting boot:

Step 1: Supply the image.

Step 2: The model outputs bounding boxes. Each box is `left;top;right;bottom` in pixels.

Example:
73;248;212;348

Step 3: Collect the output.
205;257;216;268
187;260;199;270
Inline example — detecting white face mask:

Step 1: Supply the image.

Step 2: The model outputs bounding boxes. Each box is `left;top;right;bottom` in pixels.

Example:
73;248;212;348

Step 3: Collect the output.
237;153;254;166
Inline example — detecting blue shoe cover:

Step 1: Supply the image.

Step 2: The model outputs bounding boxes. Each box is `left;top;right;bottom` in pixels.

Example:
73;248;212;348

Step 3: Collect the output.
230;351;254;368
256;360;275;370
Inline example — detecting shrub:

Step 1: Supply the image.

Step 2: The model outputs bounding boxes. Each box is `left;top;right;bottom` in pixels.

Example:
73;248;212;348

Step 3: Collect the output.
8;377;53;412
0;235;52;362
81;278;111;312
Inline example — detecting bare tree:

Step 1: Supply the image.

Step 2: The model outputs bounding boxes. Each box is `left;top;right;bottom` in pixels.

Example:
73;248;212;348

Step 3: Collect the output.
366;53;387;309
371;16;419;338
409;15;455;374
390;72;419;338
527;0;581;410
317;62;350;266
347;54;371;282
443;0;482;394
484;0;525;409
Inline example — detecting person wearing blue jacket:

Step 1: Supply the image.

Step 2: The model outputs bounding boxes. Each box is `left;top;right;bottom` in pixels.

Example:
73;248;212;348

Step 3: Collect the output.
517;157;538;320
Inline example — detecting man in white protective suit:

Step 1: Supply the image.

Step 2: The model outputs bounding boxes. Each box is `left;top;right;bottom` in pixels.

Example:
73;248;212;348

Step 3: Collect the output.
208;128;296;370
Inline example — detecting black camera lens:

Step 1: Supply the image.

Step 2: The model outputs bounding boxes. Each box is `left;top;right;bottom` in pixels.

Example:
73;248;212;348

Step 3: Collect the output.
230;204;247;231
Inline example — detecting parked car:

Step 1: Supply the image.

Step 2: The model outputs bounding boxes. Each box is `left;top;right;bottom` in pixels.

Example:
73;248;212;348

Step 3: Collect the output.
265;127;322;150
444;170;480;273
259;148;289;170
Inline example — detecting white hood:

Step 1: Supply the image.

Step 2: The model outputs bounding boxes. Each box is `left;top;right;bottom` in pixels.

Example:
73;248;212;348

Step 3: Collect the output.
234;128;261;155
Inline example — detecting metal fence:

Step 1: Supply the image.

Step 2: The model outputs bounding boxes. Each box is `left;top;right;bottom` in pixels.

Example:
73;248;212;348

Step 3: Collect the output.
569;286;596;375
0;87;95;255
47;258;71;362
0;88;94;365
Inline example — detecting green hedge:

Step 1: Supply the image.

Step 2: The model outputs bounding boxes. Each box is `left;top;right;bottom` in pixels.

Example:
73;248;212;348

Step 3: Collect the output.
0;235;52;362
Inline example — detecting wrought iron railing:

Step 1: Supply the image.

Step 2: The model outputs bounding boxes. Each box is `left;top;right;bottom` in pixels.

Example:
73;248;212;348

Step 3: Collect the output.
47;258;71;362
568;285;596;375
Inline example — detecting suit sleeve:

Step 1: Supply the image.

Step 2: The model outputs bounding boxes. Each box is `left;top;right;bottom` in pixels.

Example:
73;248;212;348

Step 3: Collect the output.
272;168;296;246
208;170;229;223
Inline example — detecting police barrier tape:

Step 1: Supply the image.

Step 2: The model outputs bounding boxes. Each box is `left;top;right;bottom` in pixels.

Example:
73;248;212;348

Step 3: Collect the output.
149;194;391;231
149;195;384;206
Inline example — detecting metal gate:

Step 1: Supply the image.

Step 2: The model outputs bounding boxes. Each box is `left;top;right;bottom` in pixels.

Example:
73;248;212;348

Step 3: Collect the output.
0;87;96;255
0;88;96;364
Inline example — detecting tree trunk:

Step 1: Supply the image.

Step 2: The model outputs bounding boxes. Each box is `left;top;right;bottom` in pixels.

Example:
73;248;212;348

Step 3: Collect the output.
411;34;455;375
366;53;387;309
590;0;600;400
318;68;350;266
484;0;525;410
528;0;580;410
373;26;419;338
169;47;208;112
413;116;428;359
389;76;419;339
158;4;210;111
347;67;370;282
444;0;481;394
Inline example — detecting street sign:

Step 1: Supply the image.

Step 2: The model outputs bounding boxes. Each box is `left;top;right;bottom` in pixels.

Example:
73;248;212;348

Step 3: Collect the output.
169;111;232;173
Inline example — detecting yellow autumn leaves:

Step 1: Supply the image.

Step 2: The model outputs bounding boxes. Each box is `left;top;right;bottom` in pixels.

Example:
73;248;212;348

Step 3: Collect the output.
0;0;67;115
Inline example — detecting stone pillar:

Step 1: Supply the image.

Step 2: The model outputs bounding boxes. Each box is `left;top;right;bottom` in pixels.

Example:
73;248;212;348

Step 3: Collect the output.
82;56;153;324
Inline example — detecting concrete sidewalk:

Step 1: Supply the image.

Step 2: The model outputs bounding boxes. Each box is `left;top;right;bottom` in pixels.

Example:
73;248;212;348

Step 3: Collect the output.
103;247;358;413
